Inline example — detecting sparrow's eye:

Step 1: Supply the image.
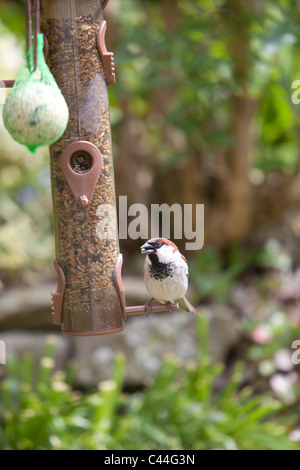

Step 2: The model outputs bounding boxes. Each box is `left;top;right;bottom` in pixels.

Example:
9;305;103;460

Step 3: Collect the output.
153;241;163;249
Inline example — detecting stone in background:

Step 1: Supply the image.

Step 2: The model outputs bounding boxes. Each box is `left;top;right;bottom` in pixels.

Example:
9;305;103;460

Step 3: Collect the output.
0;277;240;387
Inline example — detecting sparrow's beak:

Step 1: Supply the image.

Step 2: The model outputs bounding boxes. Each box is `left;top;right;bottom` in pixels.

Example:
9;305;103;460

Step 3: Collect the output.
141;242;154;254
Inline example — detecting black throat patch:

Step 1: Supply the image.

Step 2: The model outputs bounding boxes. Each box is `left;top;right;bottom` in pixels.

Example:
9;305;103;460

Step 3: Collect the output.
148;253;173;280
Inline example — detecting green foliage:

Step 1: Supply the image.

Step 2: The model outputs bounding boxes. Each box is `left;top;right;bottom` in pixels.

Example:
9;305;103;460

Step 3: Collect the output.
0;1;25;36
112;0;300;171
0;330;297;450
0;338;126;450
189;240;292;303
189;245;261;303
120;357;295;450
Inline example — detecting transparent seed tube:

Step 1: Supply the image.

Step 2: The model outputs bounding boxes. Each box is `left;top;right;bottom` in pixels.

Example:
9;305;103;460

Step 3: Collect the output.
40;0;124;335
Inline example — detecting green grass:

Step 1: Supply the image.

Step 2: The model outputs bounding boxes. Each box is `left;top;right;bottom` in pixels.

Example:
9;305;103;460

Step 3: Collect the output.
0;322;298;450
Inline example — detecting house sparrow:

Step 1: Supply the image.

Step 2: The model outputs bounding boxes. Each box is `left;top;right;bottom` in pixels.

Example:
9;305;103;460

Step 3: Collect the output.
141;237;198;314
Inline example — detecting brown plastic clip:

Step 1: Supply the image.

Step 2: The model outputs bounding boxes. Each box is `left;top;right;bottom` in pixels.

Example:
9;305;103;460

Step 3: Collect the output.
113;254;179;319
51;259;66;325
97;20;115;85
60;141;103;207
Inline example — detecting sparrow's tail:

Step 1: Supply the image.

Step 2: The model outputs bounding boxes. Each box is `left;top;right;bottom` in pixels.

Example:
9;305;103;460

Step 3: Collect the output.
183;295;199;315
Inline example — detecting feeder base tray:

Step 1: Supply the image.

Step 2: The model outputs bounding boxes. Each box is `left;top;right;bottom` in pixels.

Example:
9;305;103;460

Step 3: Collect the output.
62;326;124;337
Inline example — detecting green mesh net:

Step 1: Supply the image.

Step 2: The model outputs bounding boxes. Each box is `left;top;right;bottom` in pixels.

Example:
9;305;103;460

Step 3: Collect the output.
3;33;69;153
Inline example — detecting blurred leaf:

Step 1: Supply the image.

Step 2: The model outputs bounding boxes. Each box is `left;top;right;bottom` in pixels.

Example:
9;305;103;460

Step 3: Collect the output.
0;338;298;450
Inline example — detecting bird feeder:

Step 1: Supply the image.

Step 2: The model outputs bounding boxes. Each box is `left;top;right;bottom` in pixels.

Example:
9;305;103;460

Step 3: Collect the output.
3;0;178;337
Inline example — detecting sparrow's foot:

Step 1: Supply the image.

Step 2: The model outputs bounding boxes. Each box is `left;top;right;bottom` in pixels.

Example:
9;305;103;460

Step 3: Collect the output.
167;302;173;315
144;298;155;317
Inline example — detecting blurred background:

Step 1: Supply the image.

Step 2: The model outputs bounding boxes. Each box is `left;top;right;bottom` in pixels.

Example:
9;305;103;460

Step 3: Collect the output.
0;0;300;450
